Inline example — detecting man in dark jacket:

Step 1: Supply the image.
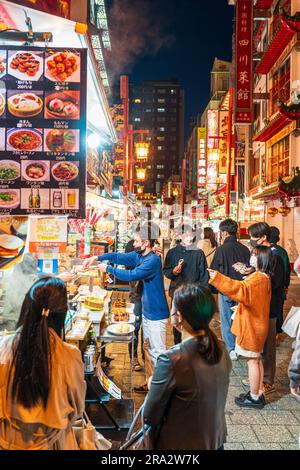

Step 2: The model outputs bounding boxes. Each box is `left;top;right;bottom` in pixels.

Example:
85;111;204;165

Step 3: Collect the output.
163;225;209;344
269;226;291;334
210;219;250;360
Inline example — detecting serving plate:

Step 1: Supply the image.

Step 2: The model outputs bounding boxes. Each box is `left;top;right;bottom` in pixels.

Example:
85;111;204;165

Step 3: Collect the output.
107;323;134;336
8;51;43;81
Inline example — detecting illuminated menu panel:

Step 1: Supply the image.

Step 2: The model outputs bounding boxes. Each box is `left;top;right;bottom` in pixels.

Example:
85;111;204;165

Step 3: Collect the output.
0;45;87;218
197;127;207;189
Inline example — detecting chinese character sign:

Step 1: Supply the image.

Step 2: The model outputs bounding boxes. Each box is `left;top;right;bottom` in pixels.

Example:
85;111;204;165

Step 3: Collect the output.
197;128;207;189
235;0;253;124
207;110;219;149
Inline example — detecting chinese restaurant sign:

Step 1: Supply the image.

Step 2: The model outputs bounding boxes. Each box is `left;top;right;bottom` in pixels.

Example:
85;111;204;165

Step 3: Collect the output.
197;128;207;189
219;110;235;175
207;110;219;150
235;0;253;124
0;45;87;218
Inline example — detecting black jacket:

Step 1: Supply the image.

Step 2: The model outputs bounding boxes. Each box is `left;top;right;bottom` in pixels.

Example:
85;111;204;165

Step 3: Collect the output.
144;338;231;450
210;236;250;293
269;251;285;319
163;244;209;298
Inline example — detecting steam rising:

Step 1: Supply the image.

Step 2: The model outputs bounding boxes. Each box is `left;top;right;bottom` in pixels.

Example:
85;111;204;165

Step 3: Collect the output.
107;0;174;79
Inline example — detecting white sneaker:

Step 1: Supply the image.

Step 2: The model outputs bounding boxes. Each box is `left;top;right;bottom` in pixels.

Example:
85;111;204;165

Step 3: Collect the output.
229;350;238;361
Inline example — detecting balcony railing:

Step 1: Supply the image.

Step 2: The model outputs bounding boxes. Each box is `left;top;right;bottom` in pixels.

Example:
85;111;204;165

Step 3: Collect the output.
270;71;290;116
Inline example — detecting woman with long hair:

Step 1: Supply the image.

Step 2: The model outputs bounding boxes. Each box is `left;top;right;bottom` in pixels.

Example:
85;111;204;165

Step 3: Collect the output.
209;245;273;410
0;277;86;450
197;227;218;267
143;284;231;450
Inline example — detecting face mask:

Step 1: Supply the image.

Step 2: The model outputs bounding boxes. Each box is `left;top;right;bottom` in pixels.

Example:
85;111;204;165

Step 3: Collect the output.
250;255;258;269
250;239;260;248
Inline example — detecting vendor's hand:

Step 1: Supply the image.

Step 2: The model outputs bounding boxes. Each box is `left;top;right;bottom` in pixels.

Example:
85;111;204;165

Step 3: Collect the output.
207;268;217;280
82;255;98;270
173;264;183;275
97;263;108;273
290;387;300;398
152;246;163;256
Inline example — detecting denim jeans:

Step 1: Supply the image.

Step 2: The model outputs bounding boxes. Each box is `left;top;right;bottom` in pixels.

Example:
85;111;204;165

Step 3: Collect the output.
219;294;237;353
128;298;144;360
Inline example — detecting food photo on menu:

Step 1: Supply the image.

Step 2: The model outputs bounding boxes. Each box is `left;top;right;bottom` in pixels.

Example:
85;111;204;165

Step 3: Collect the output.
21;160;50;182
7;50;44;81
0;217;27;270
0;189;20;210
7;90;44;119
50;188;79;210
51;161;79;182
0;89;6;118
44;91;80;120
0;50;7;78
6;128;43;152
45;50;80;83
0;160;20;183
44;128;80;153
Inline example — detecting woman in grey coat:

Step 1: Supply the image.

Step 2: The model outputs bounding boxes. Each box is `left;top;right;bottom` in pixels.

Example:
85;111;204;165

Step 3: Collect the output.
144;284;231;450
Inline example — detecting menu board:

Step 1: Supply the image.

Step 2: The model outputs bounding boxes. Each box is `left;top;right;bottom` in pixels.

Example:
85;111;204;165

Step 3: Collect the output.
0;45;87;218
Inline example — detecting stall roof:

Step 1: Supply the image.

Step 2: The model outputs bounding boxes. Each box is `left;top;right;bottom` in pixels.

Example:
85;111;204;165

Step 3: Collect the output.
0;0;117;144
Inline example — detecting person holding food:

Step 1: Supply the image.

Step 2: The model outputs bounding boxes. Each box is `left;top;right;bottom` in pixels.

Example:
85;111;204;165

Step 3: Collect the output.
83;222;169;394
163;224;209;345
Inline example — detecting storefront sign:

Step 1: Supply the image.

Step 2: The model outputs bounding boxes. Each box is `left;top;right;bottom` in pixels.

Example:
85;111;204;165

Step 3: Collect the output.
219;110;235;175
0;45;87;218
197;128;207;189
206;150;219;191
28;216;68;253
235;0;253;123
207;110;219;149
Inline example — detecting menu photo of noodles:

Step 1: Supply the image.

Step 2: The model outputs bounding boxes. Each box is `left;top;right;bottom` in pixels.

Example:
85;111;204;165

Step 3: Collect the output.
44;128;80;153
21;160;50;182
0;89;6;119
6;128;43;152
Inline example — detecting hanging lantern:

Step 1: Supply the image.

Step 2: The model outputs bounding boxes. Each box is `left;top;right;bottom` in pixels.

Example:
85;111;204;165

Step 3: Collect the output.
135;142;150;160
278;206;291;217
136;168;146;181
268;207;278;217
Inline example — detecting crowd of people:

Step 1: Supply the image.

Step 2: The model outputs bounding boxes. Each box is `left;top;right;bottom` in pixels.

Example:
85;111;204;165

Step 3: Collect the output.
0;219;299;450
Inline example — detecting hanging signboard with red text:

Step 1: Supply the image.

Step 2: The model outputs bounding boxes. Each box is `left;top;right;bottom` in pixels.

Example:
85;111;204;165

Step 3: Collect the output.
235;0;253;124
0;45;87;218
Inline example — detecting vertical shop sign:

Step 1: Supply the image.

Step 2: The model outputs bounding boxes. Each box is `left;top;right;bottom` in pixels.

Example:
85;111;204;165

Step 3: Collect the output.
197;128;207;190
235;0;253;123
207;110;219;149
0;45;87;218
219;110;235;175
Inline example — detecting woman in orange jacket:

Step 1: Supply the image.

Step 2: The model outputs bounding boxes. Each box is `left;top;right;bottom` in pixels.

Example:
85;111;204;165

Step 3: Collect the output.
208;246;273;410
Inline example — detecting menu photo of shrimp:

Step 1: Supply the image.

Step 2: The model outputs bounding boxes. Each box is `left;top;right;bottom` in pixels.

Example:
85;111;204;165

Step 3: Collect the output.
7;50;44;81
0;50;7;79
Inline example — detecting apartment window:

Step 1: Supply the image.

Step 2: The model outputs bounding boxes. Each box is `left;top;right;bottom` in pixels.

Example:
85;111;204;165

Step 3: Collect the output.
157;165;165;169
157;117;166;122
171;127;176;132
157;136;165;142
134;118;141;122
171;98;177;103
170;136;177;142
157;146;164;151
171;146;177;151
158;127;165;132
157;108;166;113
270;58;290;115
157;89;166;94
157;174;165;179
171;117;177;122
268;136;290;183
145;108;152;113
158;98;165;103
146;98;154;103
171;108;177;113
170;89;177;94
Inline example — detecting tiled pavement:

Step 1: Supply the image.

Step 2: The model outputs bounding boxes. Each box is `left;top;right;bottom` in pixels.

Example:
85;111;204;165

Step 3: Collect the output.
105;276;300;450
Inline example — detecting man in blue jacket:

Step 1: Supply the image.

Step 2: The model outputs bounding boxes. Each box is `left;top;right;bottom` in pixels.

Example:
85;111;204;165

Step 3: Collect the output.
83;223;169;394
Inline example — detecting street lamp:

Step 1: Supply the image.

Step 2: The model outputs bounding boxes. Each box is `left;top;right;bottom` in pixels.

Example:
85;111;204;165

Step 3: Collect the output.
137;186;144;194
135;142;150;160
136;168;146;181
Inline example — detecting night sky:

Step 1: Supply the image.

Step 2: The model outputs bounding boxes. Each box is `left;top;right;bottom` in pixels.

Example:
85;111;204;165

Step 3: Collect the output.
107;0;234;138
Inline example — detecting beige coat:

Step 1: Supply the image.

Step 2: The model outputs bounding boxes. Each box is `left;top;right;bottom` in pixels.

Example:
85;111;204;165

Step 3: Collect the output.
197;239;217;267
0;329;86;450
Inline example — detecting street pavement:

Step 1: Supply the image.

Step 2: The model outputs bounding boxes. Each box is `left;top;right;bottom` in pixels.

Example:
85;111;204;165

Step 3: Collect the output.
106;275;300;450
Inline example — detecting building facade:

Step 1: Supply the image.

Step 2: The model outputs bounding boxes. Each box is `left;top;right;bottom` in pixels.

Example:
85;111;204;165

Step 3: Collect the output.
129;80;185;195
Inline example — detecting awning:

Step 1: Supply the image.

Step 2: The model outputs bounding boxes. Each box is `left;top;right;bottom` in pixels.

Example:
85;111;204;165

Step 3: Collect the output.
255;0;273;9
252;183;279;200
252;113;291;142
255;9;300;75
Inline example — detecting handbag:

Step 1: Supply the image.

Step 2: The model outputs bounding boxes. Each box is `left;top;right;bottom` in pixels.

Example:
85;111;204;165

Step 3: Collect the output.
120;404;154;451
73;410;112;451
